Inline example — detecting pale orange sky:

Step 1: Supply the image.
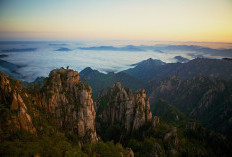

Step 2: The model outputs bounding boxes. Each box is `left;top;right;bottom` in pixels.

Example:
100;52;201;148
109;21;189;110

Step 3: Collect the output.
0;0;232;42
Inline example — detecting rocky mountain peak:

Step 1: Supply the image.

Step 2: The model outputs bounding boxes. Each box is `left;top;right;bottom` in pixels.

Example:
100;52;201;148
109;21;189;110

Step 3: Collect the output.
113;81;122;90
0;68;99;145
39;68;98;144
135;89;146;98
133;88;152;130
0;73;36;134
80;67;94;74
96;82;152;135
0;73;12;97
49;68;80;91
132;58;166;67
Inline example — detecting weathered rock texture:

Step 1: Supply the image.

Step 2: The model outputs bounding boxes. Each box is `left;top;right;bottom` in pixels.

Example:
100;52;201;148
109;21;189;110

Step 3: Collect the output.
0;73;36;134
0;68;99;144
96;82;152;133
36;68;98;143
145;75;232;134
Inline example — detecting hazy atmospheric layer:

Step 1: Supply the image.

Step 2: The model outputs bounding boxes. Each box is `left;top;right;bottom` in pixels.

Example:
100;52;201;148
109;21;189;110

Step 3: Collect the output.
0;40;231;82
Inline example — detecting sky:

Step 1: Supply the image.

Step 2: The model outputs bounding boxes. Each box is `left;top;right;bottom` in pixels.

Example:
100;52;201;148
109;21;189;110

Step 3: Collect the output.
0;0;232;42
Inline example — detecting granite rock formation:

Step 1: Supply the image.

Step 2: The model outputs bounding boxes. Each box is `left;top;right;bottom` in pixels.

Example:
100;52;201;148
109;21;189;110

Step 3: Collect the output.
36;68;98;143
96;82;152;134
0;73;36;134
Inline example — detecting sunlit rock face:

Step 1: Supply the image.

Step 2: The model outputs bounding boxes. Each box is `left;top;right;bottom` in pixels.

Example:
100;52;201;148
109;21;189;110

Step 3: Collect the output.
96;82;152;134
0;68;99;144
0;73;36;134
37;68;98;143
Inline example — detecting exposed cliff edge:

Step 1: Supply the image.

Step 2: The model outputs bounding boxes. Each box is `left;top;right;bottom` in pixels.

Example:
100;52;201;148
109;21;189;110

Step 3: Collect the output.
0;69;137;156
96;82;154;140
34;68;99;143
0;67;99;144
0;73;36;134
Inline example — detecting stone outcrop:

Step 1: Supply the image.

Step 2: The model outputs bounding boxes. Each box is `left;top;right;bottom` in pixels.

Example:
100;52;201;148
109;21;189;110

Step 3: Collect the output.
36;68;98;143
145;75;232;134
0;68;99;144
96;82;152;133
152;116;160;128
0;73;36;134
132;89;152;130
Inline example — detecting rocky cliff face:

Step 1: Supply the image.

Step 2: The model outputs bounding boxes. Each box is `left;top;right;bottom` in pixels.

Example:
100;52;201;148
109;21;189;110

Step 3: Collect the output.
0;68;99;144
96;82;152;134
145;75;232;135
0;73;36;134
36;68;98;143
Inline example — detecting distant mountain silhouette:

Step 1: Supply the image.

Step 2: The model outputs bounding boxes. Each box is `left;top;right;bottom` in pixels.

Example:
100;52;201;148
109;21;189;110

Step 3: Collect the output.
78;44;232;57
55;47;72;51
0;59;22;79
49;43;67;46
123;58;232;81
156;45;232;57
0;54;8;58
174;56;190;63
1;48;37;52
79;67;145;98
78;45;146;51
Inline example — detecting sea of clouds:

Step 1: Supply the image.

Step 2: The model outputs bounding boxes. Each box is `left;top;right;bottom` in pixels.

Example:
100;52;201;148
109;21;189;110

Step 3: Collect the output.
0;40;231;82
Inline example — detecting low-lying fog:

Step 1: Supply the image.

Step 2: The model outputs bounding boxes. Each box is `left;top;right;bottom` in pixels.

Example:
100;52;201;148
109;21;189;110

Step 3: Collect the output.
0;41;231;82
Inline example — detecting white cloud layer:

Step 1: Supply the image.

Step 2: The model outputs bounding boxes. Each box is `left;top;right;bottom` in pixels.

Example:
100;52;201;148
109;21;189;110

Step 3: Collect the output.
0;41;231;82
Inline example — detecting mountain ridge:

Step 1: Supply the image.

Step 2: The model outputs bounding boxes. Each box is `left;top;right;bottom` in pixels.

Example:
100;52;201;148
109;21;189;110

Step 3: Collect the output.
79;67;145;98
1;68;232;156
145;75;232;137
123;57;232;81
